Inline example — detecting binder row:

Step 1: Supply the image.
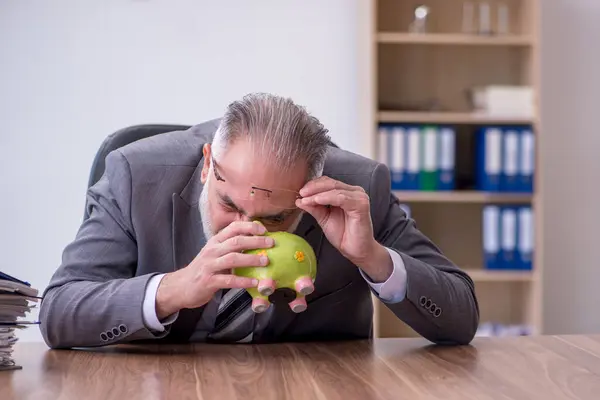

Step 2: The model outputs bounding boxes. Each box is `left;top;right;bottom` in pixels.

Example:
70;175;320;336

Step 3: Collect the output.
400;203;532;271
476;126;535;193
476;322;533;338
378;124;456;191
483;205;534;271
378;124;535;193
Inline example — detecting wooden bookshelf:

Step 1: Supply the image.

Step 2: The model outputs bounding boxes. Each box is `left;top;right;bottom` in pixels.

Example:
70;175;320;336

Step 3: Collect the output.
362;0;542;339
393;191;532;204
467;269;535;282
379;111;533;125
377;32;533;46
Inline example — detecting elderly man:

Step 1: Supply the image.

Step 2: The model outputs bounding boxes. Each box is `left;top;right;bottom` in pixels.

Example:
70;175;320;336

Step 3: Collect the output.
40;93;479;348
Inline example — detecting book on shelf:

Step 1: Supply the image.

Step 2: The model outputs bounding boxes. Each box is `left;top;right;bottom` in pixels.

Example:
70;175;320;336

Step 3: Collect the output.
0;271;40;371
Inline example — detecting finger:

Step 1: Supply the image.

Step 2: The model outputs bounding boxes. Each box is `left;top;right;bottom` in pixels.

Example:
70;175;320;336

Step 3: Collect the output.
209;274;259;290
216;234;274;257
213;221;266;243
299;189;369;212
210;252;269;272
299;176;363;198
296;202;331;227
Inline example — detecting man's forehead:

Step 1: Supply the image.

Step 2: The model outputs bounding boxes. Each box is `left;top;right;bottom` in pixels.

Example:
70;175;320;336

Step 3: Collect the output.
213;142;308;192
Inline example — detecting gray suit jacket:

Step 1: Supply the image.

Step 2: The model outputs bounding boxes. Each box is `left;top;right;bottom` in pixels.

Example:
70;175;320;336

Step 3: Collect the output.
39;120;479;348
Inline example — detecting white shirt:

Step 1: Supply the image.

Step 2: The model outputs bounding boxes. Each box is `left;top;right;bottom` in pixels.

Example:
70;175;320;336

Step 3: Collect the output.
142;247;407;332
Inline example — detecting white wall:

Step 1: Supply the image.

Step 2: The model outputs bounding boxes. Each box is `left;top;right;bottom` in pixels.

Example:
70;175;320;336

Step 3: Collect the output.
540;0;600;334
0;0;364;341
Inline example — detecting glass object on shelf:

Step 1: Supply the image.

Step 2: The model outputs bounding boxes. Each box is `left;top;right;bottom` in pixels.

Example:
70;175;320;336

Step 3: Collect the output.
463;1;511;36
402;2;512;36
409;5;430;34
497;2;510;35
478;2;492;35
462;2;475;34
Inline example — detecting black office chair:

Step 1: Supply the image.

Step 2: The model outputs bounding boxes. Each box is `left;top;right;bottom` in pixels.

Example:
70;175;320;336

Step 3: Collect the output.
84;124;191;220
87;124;192;189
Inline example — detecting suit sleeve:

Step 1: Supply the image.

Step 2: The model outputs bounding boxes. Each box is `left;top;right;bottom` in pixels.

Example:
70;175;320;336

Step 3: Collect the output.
39;150;172;348
368;162;480;345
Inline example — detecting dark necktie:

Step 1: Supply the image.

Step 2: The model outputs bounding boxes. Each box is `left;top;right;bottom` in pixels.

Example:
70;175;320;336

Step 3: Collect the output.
208;288;255;342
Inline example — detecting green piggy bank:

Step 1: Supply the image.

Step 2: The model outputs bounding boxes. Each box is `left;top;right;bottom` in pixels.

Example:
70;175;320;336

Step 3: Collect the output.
234;230;317;314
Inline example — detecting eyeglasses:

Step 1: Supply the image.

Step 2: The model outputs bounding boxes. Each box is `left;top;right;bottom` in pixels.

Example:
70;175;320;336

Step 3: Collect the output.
211;156;302;210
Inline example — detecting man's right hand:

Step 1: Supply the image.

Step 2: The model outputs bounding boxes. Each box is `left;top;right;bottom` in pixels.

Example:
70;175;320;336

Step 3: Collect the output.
155;221;273;319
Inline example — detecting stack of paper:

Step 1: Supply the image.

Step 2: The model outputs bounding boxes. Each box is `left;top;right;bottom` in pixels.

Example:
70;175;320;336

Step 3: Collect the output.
0;271;40;371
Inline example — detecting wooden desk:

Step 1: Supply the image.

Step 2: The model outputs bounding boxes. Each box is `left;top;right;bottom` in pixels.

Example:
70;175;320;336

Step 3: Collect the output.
2;335;600;399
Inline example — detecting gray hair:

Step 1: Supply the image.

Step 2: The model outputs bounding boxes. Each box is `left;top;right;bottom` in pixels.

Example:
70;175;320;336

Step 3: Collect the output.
211;93;331;181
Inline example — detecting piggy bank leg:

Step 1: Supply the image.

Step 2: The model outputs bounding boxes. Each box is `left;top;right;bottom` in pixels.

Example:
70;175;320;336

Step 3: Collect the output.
294;276;314;296
288;294;307;313
252;295;270;313
257;278;276;296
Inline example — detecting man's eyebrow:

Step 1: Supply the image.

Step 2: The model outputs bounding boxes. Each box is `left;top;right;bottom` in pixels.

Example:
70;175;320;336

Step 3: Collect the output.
219;193;244;212
219;192;293;220
212;156;229;181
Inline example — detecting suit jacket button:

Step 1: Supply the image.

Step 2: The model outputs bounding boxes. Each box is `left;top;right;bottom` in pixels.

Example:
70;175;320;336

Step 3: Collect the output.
100;333;108;341
119;324;128;334
434;307;442;317
425;299;432;309
419;296;427;306
112;327;120;337
106;331;114;340
429;303;437;313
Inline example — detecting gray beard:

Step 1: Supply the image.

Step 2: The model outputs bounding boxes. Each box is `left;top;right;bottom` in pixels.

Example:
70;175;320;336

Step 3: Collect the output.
198;178;216;241
198;176;304;242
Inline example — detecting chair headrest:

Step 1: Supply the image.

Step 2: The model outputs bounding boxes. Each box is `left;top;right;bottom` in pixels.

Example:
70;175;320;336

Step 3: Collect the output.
88;124;191;189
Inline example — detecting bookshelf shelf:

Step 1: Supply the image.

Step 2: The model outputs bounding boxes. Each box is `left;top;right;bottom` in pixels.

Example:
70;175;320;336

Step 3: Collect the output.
467;270;535;282
393;191;532;204
378;111;534;125
364;0;542;339
377;32;533;46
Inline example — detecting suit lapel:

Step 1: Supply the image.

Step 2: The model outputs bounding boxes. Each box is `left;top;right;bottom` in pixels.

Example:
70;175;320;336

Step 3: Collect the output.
171;193;205;270
255;212;324;342
294;213;324;263
167;159;210;342
161;120;224;342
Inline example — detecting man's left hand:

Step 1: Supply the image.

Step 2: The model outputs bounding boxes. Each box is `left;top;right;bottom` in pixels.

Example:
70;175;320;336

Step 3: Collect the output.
296;176;393;282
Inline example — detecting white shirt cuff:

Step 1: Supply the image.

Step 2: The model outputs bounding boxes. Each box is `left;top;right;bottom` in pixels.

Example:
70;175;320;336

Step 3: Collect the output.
360;247;408;303
142;273;179;332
